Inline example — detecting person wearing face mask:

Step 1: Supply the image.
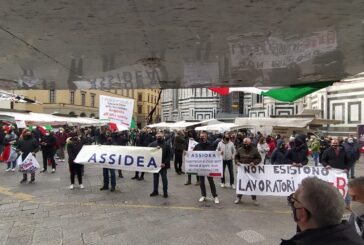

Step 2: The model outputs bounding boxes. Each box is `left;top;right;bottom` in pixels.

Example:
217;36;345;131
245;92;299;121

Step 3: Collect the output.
257;136;270;165
285;138;308;167
281;177;363;245
67;136;84;190
55;128;68;162
194;131;220;204
217;133;236;189
149;131;172;198
271;141;290;165
40;130;57;173
17;130;39;183
343;136;361;179
321;138;351;209
234;137;261;205
348;177;364;240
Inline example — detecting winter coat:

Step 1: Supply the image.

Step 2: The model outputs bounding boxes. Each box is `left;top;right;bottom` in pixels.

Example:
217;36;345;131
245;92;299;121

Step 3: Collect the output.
257;142;270;164
235;145;261;165
17;136;39;161
280;221;364;245
321;146;350;170
173;135;186;151
271;148;290;165
148;140;172;169
343;142;361;164
193;141;214;151
40;134;57;151
67;140;83;165
285;146;308;166
217;140;235;161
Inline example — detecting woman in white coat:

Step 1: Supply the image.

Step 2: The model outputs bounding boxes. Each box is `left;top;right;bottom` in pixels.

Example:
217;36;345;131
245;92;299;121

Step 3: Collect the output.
257;137;270;164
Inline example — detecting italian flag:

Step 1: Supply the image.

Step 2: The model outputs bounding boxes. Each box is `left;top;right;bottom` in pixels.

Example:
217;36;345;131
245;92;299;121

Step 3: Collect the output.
28;125;53;135
209;81;334;102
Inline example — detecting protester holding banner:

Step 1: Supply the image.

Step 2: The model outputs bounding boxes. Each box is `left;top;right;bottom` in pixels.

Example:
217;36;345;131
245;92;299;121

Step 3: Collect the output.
194;132;219;204
67;136;84;189
322;138;352;209
40;130;57;173
17;129;39;183
271;141;290;165
217;133;235;189
185;135;200;186
281;177;363;245
285;138;308;167
234;137;261;205
149;131;172;198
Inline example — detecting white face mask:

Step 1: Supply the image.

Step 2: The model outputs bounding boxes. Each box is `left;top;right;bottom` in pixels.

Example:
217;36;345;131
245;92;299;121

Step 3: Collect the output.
45;133;50;136
348;138;354;143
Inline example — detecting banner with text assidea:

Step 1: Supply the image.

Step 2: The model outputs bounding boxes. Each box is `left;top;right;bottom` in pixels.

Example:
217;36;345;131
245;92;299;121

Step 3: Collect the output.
236;165;348;197
99;95;134;127
74;145;162;173
184;151;223;177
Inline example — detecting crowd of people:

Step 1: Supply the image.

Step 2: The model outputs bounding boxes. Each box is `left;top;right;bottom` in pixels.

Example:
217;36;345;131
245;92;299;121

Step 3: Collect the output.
0;124;364;244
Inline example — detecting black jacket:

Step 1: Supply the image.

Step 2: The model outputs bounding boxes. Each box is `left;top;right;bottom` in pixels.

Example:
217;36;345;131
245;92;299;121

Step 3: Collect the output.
193;141;214;151
285;146;308;165
271;148;290;165
40;134;57;151
17;136;39;161
148;140;172;169
280;221;364;245
321;146;350;170
67;140;83;164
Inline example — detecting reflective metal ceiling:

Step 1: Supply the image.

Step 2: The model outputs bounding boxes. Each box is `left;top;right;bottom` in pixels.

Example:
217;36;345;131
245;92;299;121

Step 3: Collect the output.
0;0;363;89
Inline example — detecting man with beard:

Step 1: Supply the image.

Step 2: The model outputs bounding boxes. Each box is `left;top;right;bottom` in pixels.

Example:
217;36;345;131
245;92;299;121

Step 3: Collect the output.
234;137;261;205
194;132;220;204
281;177;363;245
149;131;172;198
17;130;39;183
321;138;351;209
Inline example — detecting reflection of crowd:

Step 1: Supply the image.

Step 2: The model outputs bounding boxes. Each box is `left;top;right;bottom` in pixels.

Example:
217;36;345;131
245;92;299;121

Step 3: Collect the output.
0;124;364;243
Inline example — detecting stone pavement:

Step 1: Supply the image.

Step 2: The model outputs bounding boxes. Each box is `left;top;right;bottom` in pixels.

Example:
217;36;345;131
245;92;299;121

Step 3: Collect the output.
0;154;363;245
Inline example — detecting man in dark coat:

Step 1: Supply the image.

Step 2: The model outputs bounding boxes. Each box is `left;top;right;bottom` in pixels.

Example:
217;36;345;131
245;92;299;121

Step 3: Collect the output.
17;130;39;183
149;131;172;198
281;177;363;245
40;130;57;173
173;130;186;175
234;137;261;205
285;138;308;167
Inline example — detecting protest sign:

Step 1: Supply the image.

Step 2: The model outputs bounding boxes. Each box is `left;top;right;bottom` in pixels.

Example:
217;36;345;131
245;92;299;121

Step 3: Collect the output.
17;153;40;173
187;138;198;151
184;151;223;177
236;165;348;197
99;95;134;127
74;145;162;173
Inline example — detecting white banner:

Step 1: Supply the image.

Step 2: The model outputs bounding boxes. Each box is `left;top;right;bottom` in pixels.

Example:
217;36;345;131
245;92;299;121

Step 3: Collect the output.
236;165;348;197
17;153;40;173
187;138;198;151
74;145;162;173
184;151;223;177
99;95;134;127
